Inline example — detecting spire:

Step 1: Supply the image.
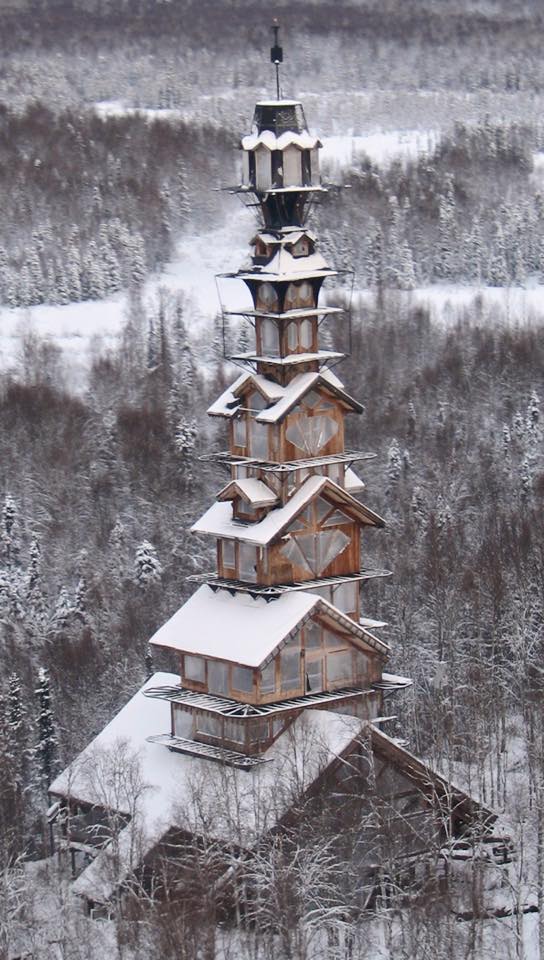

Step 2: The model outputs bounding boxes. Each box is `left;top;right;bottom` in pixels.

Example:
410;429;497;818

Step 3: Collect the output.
270;19;283;100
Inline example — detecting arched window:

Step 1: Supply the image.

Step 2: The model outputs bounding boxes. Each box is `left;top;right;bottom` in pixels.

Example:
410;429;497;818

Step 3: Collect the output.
256;282;279;313
284;280;314;311
260;318;279;356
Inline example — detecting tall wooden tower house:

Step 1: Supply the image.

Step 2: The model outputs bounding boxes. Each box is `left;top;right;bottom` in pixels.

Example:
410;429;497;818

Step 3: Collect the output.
49;34;501;909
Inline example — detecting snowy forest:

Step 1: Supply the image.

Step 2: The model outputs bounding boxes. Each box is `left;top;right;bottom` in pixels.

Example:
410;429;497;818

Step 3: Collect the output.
1;0;544;958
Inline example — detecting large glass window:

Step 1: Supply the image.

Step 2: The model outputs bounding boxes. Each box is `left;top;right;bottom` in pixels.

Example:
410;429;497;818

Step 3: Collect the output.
249;419;269;459
305;621;322;649
208;660;229;696
260;659;276;694
256;282;279;313
260;318;279;356
196;713;222;738
285;413;339;455
233;416;247;448
239;543;257;582
222;539;235;569
280;638;301;692
280;529;350;576
300;318;313;350
327;650;352;684
332;581;358;615
184;656;205;683
173;708;193;738
306;657;323;692
224;719;245;744
232;665;254;693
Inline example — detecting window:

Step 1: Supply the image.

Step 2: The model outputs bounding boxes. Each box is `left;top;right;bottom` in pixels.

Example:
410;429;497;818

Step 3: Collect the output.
280;529;350;576
233;416;247;448
249;419;269;459
306;658;323;691
184;656;205;683
353;650;369;679
271;150;283;187
301;150;312;186
332;581;358;615
224;719;244;744
222;540;235;569
305;621;322;649
285;414;339;456
260;659;276;694
292;238;310;258
248;390;267;412
173;708;192;738
327;650;352;684
256;282;279;313
323;628;344;649
197;713;222;738
249;720;270;744
260;318;279;356
239;542;257;581
285;281;313;311
287;321;298;352
280;637;301;692
232;665;254;693
300;318;313;350
208;660;229;696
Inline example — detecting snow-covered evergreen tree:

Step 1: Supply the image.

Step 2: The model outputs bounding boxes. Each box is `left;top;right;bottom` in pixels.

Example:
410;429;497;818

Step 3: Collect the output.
134;541;163;588
2;494;21;568
35;667;56;788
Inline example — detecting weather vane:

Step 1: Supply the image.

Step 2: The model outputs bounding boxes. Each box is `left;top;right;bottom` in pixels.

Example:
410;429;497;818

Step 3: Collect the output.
270;19;283;100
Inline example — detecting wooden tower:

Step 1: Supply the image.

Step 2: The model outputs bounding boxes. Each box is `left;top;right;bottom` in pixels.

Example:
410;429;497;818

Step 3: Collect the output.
144;79;408;767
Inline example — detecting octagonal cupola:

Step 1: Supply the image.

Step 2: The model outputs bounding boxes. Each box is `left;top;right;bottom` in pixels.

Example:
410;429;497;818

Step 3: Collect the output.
241;107;321;193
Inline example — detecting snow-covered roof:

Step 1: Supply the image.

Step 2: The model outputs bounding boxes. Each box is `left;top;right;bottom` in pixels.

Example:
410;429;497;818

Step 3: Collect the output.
149;584;388;665
344;467;365;493
249;247;330;278
51;672;367;901
149;587;318;665
191;475;385;545
253;229;317;247
217;478;279;507
233;251;334;283
242;131;321;152
207;369;361;422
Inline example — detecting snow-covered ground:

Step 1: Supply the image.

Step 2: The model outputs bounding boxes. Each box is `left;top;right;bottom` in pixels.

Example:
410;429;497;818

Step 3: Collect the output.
354;283;544;327
320;130;439;175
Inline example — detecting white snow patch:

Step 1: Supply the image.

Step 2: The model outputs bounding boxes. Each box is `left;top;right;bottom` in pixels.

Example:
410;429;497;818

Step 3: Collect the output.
320;130;438;174
355;283;544;326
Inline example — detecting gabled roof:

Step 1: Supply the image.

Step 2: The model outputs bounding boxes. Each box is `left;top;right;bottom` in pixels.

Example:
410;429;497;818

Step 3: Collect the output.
245;248;331;280
148;585;389;665
207;369;362;422
191;475;385;546
50;671;366;901
252;229;317;247
217;478;279;508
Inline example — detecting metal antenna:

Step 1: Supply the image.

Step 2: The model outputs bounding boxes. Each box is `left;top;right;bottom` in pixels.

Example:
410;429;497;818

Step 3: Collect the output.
270;19;283;100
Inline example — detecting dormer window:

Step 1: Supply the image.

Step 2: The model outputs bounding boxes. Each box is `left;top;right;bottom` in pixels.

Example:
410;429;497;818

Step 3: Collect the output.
291;237;311;258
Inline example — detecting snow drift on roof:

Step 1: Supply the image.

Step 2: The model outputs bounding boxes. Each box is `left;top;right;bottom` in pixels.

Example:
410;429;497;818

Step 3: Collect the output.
149;586;320;665
50;671;366;902
207;369;361;422
242;131;321;152
192;475;385;545
217;478;279;507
